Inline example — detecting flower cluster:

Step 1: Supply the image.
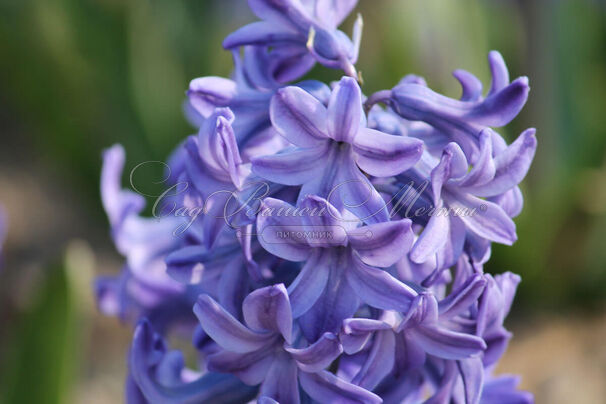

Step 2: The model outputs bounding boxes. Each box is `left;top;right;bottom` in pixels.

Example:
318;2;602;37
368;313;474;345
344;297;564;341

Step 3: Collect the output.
96;1;536;403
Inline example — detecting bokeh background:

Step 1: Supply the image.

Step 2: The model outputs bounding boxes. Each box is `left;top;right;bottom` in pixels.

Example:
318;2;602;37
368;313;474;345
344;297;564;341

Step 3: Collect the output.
1;0;605;403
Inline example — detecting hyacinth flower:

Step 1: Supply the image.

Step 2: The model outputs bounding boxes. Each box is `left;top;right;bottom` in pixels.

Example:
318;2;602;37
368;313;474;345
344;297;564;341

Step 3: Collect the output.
187;47;331;161
96;1;536;402
95;145;194;330
395;128;537;281
129;319;259;404
339;275;487;393
136;283;383;404
223;0;363;80
256;195;418;340
365;51;530;164
253;76;423;223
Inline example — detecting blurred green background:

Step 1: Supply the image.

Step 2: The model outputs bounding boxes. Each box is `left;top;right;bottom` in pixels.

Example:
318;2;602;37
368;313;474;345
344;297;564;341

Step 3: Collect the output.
0;0;605;403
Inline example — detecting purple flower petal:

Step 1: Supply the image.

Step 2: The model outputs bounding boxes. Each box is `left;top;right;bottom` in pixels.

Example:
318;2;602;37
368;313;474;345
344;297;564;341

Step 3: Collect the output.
270;86;329;147
489;186;524;218
300;255;359;341
341;318;392;355
257;198;312;262
348;219;414;267
394;332;427;373
463;128;537;197
453;69;483;101
188;77;237;118
101;145;146;229
194;294;274;353
457;357;484;404
410;325;486;360
218;255;250;318
286;332;343;373
452;129;495;188
446;191;517;245
129;320;258;403
439;274;486;319
487;50;510;95
223;21;303;49
243;284;293;343
336;151;390;224
353;128;423;177
260;355;301;404
207;348;274;385
351;329;395;390
327;77;362;143
347;255;417;312
299;370;382;404
288;249;332;318
409;213;450;264
251;144;331;185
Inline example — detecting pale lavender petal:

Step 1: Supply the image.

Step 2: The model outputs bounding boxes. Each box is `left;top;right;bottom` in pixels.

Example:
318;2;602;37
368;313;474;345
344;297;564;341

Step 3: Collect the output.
424;360;457;404
299;195;348;247
453;69;483;101
194;294;273;353
453;129;495;188
410;325;486;360
258;397;280;404
353;128;423;177
431;143;468;202
348;219;414;267
327;77;362;143
433;215;466;274
394;332;427;373
218;255;250;318
257;198;312;262
341;318;392;355
223;21;302;49
445;191;517;245
207;348;274;385
286;332;343;372
495;272;521;317
299;194;344;229
487;50;510;95
101;145;145;229
471;76;529;127
270;86;329;147
347;255;417;312
288;249;332;318
464;129;537;197
336;151;390;224
457;357;484;404
251;144;330;186
300;257;359;341
351;329;395;390
243;284;293;343
260;355;300;404
272;49;316;84
187;77;237;117
299;371;382;404
129;320;258;403
439;274;486;319
489;186;524;218
409;213;450;264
